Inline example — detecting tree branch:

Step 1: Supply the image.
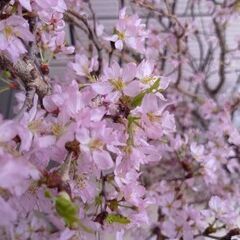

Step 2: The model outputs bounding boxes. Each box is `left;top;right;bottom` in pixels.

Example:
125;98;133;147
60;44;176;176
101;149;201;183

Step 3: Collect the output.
66;10;103;75
0;54;50;111
210;19;226;95
0;0;10;12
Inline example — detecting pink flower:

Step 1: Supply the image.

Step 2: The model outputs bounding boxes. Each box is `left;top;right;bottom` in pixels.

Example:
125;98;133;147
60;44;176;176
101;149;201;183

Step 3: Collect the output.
159;192;181;215
0;119;17;142
0;96;49;153
36;0;67;13
116;230;125;240
129;208;150;226
47;114;76;149
135;93;175;138
43;81;84;117
200;99;217;119
136;60;155;82
49;31;74;55
92;62;140;102
17;0;66;13
69;54;98;78
228;128;240;145
209;196;226;215
76;126;114;170
0;197;17;226
18;0;32;11
66;0;84;11
70;174;96;203
136;60;170;99
105;8;146;52
199;157;218;184
0;16;34;61
17;97;46;152
208;196;238;225
162;213;194;240
40;12;65;30
60;228;76;240
190;142;204;161
161;111;176;133
122;182;145;206
0;156;40;196
115;167;140;188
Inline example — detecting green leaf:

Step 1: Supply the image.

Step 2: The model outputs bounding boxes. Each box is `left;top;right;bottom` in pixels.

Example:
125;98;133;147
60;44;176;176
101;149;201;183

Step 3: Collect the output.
2;70;11;79
131;91;146;107
55;193;79;228
55;192;94;233
105;214;131;225
147;78;160;93
131;78;160;108
78;220;94;234
44;190;52;199
127;115;139;127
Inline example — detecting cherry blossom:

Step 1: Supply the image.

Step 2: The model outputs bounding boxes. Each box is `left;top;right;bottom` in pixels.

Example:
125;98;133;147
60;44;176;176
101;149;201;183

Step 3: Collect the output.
0;16;34;61
92;61;140;101
105;7;147;51
0;0;240;239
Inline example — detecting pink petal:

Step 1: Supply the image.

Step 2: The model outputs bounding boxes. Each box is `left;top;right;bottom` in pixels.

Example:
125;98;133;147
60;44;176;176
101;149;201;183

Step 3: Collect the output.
36;135;56;148
93;150;113;170
115;40;123;50
0;120;16;142
15;26;34;41
0;34;7;50
19;0;32;11
105;34;118;42
0;197;17;226
136;60;154;79
91;82;113;95
123;80;141;97
122;63;137;82
141;94;158;113
76;128;90;145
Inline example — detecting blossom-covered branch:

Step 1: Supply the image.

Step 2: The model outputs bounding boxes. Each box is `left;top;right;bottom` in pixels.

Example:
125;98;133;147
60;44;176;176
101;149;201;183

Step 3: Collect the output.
0;0;240;240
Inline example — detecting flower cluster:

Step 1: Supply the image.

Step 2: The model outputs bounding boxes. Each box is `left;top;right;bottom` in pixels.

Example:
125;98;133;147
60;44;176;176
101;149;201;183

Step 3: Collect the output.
105;7;147;52
0;16;34;61
0;53;176;238
1;0;240;240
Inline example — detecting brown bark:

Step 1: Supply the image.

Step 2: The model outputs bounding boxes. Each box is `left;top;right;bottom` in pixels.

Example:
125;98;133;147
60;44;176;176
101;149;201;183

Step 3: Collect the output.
0;54;50;110
0;0;10;12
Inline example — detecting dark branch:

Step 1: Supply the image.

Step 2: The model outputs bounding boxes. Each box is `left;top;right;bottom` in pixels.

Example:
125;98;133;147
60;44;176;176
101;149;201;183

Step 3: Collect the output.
66;10;103;75
0;54;50;110
0;0;10;12
210;19;226;95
